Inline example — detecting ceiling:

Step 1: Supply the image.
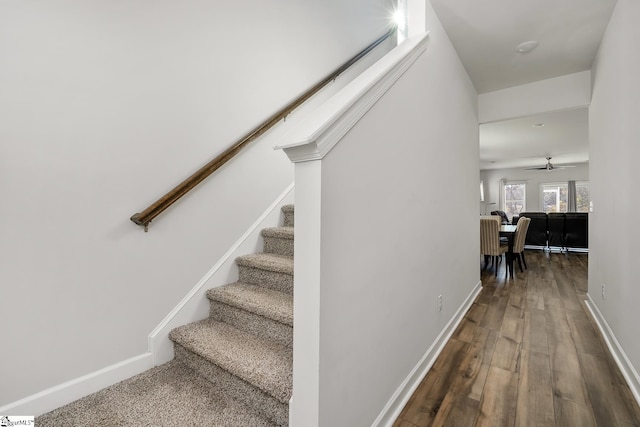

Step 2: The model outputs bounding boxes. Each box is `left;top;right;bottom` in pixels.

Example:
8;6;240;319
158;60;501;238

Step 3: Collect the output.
429;0;617;170
479;108;589;170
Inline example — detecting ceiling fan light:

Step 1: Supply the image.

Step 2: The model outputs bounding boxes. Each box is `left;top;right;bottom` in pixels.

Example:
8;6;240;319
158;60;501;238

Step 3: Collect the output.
516;40;539;54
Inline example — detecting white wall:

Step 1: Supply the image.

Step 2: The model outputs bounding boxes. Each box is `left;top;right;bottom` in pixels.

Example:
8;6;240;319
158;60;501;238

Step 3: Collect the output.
478;71;591;124
480;163;589;215
588;0;640;396
310;2;479;425
0;0;394;406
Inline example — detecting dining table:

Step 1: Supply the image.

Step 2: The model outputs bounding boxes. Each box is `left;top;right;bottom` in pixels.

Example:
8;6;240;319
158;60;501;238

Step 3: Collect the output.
500;224;517;278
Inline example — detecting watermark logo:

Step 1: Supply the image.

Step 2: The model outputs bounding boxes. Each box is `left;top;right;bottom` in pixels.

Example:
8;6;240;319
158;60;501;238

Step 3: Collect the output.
0;416;34;426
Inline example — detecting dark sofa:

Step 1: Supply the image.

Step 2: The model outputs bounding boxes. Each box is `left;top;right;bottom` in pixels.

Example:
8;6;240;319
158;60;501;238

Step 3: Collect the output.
564;212;589;248
547;212;565;247
516;212;588;250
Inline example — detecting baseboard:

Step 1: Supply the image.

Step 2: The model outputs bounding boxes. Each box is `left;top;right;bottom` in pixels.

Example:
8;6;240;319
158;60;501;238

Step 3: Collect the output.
371;280;483;427
585;295;640;406
0;353;153;417
148;182;295;365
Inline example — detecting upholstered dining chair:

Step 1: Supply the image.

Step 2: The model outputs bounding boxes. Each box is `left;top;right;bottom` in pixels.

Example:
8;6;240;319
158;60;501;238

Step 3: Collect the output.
480;216;507;275
511;216;531;272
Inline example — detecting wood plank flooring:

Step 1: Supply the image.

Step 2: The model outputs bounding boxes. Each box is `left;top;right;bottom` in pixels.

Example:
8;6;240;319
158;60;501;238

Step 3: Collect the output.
393;250;640;427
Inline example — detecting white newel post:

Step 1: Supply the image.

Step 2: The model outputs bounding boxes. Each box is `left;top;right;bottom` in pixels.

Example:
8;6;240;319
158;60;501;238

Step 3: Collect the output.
275;32;429;426
288;159;323;427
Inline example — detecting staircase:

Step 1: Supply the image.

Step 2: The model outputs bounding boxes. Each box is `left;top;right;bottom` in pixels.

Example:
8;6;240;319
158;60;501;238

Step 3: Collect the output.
169;204;294;425
36;205;294;427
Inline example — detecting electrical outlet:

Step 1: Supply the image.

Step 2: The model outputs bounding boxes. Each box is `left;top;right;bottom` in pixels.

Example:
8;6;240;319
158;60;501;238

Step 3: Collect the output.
438;295;443;312
601;284;606;300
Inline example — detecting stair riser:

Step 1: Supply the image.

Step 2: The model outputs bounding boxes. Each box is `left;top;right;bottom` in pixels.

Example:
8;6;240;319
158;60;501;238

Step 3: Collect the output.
238;266;293;294
263;236;294;257
283;211;294;228
209;300;293;348
174;344;288;426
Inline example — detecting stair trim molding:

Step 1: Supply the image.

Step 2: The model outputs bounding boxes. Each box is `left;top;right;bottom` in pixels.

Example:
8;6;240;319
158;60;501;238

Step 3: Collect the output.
371;280;483;427
585;294;640;406
148;182;295;365
275;32;429;163
0;353;153;417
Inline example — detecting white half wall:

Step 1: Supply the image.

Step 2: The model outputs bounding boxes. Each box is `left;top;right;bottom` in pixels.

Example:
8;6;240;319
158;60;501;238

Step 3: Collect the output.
588;0;640;405
281;0;479;423
318;5;478;420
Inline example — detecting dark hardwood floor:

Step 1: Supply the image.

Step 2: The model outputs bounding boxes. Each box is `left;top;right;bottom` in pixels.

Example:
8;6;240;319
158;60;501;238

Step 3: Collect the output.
393;250;640;427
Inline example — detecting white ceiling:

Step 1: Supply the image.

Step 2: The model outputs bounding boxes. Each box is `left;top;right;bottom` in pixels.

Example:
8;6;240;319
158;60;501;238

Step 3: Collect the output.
429;0;617;170
479;108;589;170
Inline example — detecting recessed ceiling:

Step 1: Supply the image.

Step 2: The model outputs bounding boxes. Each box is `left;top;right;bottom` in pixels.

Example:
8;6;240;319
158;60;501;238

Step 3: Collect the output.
429;0;617;171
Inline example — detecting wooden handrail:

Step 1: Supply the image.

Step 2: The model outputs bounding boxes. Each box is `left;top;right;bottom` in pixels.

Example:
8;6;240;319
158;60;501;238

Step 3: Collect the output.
131;28;396;230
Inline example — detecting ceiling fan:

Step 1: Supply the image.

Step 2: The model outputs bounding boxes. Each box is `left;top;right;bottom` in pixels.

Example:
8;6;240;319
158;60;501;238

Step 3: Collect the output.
525;156;576;171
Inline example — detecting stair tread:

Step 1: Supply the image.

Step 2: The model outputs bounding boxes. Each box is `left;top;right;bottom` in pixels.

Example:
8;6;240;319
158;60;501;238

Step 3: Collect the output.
208;283;293;326
261;226;294;240
236;253;293;275
36;361;277;427
170;319;292;403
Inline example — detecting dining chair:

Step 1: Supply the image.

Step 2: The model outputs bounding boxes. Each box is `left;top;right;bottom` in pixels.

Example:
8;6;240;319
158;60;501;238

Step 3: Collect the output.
511;216;531;272
480;216;507;275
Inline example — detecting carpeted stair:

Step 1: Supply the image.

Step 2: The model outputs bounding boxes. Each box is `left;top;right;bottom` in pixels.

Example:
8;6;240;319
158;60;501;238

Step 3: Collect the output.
169;223;294;425
36;205;295;427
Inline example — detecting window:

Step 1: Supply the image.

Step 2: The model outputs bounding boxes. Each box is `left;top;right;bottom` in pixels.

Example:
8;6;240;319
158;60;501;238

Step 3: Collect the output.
394;0;409;43
503;182;525;219
575;181;590;212
542;183;568;213
541;181;590;213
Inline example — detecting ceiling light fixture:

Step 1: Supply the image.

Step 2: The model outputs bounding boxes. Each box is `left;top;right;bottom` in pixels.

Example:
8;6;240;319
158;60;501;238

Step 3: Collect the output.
516;40;539;54
532;123;545;128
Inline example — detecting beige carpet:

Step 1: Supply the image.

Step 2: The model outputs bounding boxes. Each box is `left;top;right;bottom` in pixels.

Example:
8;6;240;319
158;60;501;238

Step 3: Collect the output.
36;362;276;427
37;205;295;426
